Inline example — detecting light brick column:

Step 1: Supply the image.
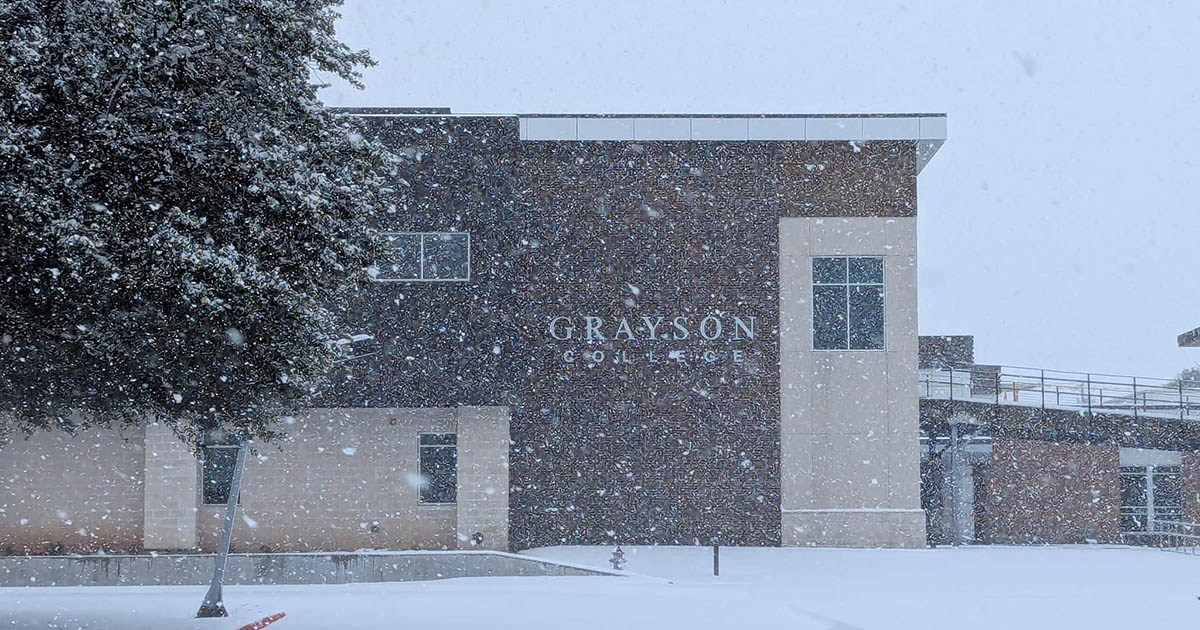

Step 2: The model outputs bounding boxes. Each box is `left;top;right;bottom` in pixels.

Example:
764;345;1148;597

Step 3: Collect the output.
779;217;926;547
455;406;510;550
142;422;198;550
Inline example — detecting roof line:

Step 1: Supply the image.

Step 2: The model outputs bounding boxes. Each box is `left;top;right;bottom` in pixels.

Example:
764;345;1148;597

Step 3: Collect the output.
515;113;945;119
327;107;947;119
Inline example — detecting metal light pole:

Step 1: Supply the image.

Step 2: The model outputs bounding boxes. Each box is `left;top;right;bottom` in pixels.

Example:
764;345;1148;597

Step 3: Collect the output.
196;444;248;618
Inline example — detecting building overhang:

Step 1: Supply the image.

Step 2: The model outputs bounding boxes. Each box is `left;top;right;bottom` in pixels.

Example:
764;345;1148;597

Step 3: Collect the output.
1180;326;1200;347
517;114;947;174
334;109;949;175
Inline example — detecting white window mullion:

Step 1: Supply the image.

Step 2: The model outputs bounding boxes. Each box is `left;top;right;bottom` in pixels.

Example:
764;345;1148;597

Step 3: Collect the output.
1146;468;1156;532
844;281;851;350
845;258;851;349
419;233;426;280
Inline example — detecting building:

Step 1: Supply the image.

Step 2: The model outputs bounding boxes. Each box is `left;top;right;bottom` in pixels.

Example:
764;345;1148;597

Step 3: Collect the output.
1180;326;1200;348
918;336;1200;546
0;110;948;554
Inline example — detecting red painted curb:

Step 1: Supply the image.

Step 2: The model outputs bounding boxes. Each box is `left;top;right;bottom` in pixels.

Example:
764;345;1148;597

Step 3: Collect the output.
237;612;286;630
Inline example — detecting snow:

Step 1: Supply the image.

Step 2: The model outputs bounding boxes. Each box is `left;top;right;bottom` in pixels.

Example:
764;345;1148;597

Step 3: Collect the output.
1;545;1196;629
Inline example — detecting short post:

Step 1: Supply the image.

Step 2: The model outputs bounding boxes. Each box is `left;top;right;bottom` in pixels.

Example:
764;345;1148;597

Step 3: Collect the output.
1181;380;1186;421
197;444;248;618
1040;370;1045;410
948;366;954;402
713;544;719;576
1132;377;1138;420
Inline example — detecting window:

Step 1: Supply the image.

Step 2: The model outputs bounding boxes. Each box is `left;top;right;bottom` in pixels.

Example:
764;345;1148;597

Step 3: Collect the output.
812;256;885;350
373;232;470;281
202;445;240;505
418;433;457;504
1120;465;1183;532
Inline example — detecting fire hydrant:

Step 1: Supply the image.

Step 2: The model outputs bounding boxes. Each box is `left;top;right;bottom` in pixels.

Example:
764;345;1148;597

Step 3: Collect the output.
610;545;626;571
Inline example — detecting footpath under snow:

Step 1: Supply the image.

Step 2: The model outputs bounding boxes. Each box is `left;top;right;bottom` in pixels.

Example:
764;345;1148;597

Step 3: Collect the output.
1;545;1196;629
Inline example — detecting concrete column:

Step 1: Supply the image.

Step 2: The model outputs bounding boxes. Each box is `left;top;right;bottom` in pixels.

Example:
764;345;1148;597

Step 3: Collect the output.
455;406;510;550
940;445;975;544
779;216;926;547
142;422;198;550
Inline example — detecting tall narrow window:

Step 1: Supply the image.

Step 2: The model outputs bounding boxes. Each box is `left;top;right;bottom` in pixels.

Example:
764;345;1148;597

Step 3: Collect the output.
372;232;470;282
418;433;457;504
812;256;885;350
202;445;239;505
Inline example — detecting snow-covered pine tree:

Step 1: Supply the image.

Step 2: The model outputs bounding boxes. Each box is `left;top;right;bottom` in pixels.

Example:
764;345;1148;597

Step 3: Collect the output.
1171;365;1200;390
0;0;398;445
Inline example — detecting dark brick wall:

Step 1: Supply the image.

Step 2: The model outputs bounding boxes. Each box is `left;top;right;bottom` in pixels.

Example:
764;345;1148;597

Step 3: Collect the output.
316;116;522;409
513;141;783;547
918;335;974;368
1183;451;1200;524
327;115;919;549
981;438;1120;544
778;141;916;216
921;399;1200;451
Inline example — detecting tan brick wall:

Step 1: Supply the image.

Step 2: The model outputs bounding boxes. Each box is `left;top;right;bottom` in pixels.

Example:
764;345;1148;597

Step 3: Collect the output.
197;408;462;552
779;216;925;547
2;406;510;554
142;422;197;550
455;406;510;550
982;438;1120;544
0;425;145;553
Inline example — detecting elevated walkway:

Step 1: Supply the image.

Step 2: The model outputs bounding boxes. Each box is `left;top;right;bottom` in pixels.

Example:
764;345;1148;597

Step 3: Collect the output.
919;363;1200;450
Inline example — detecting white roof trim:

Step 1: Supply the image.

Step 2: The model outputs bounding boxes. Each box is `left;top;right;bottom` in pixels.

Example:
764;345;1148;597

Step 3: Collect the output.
339;110;949;173
517;115;947;142
518;114;947;173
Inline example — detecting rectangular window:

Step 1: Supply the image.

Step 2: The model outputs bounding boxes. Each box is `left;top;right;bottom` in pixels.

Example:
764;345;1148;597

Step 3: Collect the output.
812;256;884;350
418;433;457;504
1120;466;1148;532
372;232;470;282
1152;466;1184;523
202;445;240;505
1120;465;1183;532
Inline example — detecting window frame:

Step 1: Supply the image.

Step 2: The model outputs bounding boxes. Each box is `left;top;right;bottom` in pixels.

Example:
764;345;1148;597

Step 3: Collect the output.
1120;464;1183;533
373;231;471;283
417;432;458;505
200;444;241;506
811;255;886;351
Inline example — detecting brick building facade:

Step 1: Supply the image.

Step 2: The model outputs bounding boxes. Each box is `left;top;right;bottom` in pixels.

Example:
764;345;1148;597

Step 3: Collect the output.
919;336;1200;546
0;111;949;553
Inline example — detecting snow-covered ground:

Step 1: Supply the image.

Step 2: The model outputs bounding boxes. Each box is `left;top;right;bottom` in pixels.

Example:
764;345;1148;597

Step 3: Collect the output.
1;545;1196;629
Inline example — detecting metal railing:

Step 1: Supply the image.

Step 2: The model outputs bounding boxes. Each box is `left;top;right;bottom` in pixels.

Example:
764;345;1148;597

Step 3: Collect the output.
919;363;1200;422
1124;520;1200;554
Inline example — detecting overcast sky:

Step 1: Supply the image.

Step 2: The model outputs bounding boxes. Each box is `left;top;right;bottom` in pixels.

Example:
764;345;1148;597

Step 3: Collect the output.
321;0;1200;379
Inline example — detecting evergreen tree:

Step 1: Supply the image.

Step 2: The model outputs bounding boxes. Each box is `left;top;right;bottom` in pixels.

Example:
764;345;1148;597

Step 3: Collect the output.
0;0;398;444
1171;365;1200;390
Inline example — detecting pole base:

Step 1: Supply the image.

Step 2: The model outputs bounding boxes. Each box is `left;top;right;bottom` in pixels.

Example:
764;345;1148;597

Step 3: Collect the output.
196;603;228;618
